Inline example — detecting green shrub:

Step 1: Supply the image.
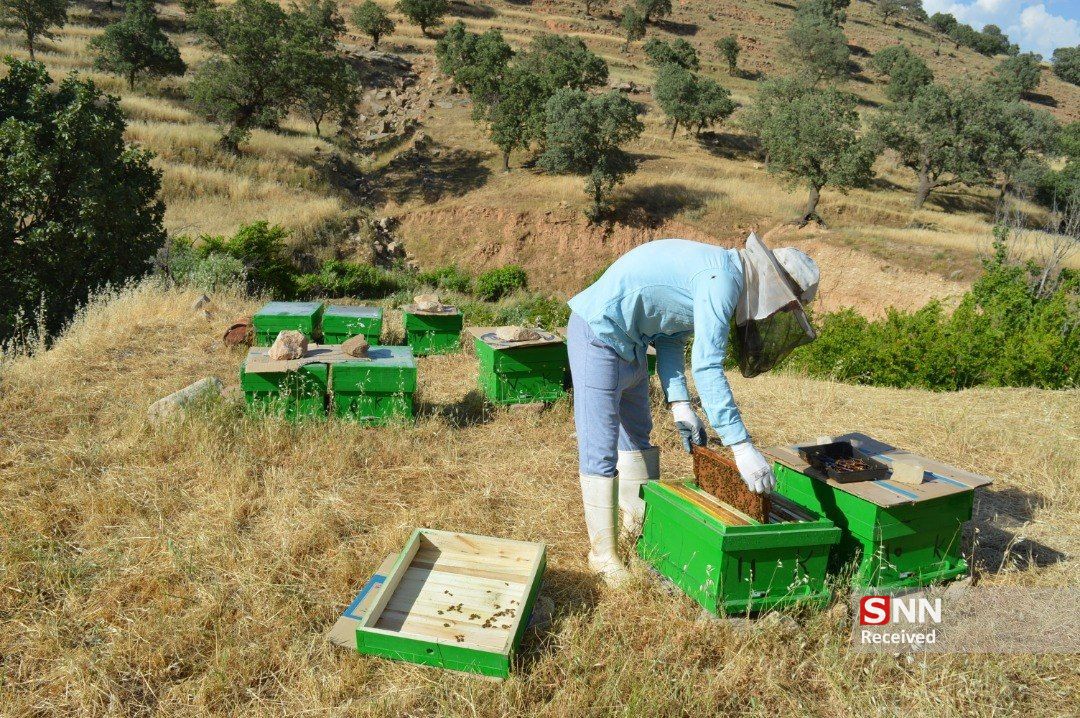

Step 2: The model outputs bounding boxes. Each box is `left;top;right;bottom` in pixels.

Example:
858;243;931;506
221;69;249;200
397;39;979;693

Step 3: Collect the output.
197;221;297;298
169;243;248;293
474;265;528;300
295;259;401;298
785;236;1079;390
459;293;569;330
416;264;472;293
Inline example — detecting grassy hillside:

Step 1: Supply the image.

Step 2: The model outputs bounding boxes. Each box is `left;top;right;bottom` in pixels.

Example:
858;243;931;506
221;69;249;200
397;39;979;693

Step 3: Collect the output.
0;282;1077;715
3;0;1077;314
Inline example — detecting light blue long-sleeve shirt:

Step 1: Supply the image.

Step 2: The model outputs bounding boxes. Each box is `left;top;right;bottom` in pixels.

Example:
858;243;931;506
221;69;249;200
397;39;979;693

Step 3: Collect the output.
567;239;750;446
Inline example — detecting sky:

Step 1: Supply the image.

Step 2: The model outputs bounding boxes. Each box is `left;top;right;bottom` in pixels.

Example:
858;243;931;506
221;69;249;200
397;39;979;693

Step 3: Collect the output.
923;0;1080;59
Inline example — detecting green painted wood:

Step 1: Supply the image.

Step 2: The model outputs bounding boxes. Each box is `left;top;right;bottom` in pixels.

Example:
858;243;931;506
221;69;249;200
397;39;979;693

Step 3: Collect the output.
637;481;839;615
773;463;972;589
332;346;416;424
354;528;546;679
473;337;568;405
404;311;463;355
322;305;383;345
252;301;324;346
239;362;328;421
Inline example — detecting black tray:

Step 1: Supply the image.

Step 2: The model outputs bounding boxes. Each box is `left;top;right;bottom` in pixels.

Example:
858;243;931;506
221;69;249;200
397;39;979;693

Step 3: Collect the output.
797;441;890;483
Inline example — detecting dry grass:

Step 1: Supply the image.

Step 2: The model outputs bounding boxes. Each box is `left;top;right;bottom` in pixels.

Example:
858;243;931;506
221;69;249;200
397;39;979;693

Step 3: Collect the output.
1;283;1077;716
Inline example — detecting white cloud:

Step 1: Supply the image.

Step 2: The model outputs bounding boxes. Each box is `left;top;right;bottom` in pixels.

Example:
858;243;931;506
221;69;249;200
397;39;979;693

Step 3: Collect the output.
921;1;1079;57
1016;4;1080;58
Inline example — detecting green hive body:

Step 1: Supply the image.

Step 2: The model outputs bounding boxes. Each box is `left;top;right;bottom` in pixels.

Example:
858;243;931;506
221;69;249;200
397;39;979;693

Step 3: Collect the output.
239;361;328;421
637;482;840;614
404;310;463;355
773;463;972;589
332;346;417;425
252;301;324;346
473;335;568;405
323;305;383;345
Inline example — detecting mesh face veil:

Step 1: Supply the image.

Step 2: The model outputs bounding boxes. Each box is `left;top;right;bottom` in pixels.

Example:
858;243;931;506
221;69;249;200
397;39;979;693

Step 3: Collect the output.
732;234;818;378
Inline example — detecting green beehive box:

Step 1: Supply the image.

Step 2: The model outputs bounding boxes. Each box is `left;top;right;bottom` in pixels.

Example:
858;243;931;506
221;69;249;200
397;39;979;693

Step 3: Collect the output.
765;435;992;590
403;308;463;356
323;305;383;345
252;301;324;346
638;481;840;615
239;360;328;421
332;345;416;424
469;328;568;405
355;528;547;679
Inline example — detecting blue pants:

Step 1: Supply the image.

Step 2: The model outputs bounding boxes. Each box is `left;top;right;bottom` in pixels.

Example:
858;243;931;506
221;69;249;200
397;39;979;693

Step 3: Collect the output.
567;312;654;477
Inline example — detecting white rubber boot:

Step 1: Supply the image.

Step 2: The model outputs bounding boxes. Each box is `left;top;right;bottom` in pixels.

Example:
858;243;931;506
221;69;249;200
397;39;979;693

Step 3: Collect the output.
617;447;660;538
579;473;631;586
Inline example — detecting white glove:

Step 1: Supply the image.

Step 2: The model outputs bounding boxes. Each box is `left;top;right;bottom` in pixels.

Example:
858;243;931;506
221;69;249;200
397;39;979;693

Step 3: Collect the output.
670;401;707;453
731;441;776;494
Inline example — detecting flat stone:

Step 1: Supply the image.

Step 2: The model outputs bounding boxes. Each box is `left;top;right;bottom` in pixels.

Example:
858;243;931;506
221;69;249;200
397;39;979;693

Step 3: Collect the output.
342;334;370;358
495;325;540;342
148;377;223;423
268;330;308;360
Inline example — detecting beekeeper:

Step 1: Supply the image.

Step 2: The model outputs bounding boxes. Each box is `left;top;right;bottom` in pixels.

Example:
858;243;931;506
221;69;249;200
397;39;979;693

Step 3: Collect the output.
566;233;819;584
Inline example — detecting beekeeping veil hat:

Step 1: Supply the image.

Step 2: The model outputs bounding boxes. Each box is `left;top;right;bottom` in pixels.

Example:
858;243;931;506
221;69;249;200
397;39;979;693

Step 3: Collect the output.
733;233;818;377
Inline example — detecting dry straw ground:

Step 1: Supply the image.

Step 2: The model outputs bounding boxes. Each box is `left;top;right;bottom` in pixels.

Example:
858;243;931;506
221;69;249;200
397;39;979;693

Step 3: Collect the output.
1;283;1077;716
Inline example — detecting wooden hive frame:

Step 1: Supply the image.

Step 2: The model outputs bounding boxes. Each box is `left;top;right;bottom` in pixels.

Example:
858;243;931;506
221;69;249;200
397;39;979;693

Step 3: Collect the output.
355;529;546;678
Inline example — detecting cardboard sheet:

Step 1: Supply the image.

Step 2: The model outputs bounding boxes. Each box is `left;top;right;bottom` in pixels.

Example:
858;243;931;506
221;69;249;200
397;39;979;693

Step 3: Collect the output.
243;345;366;374
466;326;563;349
763;432;993;507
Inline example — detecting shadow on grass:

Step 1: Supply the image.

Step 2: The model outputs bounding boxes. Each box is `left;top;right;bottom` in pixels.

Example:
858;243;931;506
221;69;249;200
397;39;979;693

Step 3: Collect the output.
1024;91;1058;108
656;19;699;37
451;2;499;19
969;486;1068;572
415;389;495;428
929;189;995;216
614;182;720;228
368;141;493;205
696;130;761;161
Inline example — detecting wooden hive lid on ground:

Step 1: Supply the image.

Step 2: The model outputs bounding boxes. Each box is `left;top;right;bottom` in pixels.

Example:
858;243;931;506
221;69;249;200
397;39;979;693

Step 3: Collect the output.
355;529;547;678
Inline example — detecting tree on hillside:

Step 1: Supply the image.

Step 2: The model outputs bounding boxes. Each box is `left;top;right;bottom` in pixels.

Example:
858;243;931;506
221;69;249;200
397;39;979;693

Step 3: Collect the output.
89;0;186;90
396;0;447;36
190;0;352;151
991;52;1042;99
435;22;513;114
636;0;671;24
620;4;645;50
745;78;876;223
795;0;849;26
653;62;695;138
982;100;1058;203
518;34;609;94
872;83;1009;208
784;9;850;84
296;54;360;136
351;0;394;48
875;0;902;24
538;88;644;220
929;12;956;34
0;58;165;339
869;45;932;102
643;38;698;70
717;35;739;75
482;34;608;170
0;0;67;60
976;24;1016;57
1053;46;1080;86
653;63;734;138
